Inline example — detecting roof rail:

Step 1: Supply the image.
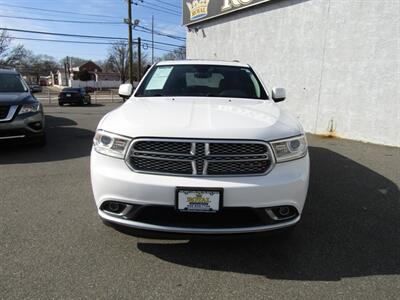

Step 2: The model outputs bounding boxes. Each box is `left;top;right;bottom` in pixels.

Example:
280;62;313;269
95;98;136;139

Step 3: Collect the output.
0;65;16;70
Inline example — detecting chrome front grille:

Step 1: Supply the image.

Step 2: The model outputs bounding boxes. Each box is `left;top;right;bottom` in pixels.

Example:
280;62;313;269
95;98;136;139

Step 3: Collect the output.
0;105;18;122
127;139;274;176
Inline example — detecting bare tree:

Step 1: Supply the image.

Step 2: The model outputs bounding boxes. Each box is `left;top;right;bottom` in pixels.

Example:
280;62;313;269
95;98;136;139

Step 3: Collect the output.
21;53;59;81
0;30;27;66
0;30;11;58
106;41;149;82
106;41;129;82
60;56;87;69
161;47;186;61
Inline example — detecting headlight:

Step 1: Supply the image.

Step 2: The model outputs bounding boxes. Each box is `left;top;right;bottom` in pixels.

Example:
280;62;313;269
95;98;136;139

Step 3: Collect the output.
93;130;132;159
18;103;41;115
271;135;308;162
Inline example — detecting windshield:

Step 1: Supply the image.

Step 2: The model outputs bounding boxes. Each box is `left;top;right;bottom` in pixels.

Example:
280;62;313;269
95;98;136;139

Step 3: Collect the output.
135;65;268;99
0;74;28;93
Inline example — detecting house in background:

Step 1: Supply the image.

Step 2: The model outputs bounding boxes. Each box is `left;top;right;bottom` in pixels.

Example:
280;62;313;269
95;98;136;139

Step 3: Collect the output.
71;61;102;80
51;61;121;89
51;70;68;86
39;76;51;86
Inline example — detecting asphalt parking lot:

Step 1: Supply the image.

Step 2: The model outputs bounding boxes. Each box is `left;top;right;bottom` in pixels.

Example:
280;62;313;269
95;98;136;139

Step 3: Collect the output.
1;103;399;299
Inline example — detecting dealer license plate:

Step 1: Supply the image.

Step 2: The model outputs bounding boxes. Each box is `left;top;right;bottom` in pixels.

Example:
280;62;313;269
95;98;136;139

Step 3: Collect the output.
176;188;222;213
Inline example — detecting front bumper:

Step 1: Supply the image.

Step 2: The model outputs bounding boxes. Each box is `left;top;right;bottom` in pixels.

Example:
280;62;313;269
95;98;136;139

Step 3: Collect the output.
91;150;310;234
0;111;45;140
59;97;83;104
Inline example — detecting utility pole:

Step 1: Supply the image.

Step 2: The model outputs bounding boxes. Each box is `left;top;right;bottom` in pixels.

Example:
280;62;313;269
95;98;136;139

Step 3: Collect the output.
64;61;68;86
151;15;154;64
64;56;69;86
137;37;142;81
127;0;134;84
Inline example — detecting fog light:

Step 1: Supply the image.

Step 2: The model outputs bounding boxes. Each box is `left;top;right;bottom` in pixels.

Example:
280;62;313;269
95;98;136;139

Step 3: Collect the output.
278;206;290;216
265;206;298;221
29;121;42;130
108;202;122;212
102;201;127;214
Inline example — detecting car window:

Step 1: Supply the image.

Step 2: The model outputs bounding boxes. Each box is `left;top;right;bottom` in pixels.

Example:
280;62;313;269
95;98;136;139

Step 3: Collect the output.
0;74;28;93
62;88;79;92
135;65;268;99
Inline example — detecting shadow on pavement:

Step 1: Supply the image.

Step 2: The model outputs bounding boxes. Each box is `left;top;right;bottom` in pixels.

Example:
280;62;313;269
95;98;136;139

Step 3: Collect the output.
137;147;400;281
59;103;105;107
0;115;94;164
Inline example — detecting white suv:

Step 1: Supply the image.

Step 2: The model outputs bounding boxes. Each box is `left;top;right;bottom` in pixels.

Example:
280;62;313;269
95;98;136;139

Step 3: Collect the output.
91;60;309;234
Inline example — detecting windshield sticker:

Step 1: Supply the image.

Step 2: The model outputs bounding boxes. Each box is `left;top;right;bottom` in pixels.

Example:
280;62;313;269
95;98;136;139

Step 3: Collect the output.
146;66;173;90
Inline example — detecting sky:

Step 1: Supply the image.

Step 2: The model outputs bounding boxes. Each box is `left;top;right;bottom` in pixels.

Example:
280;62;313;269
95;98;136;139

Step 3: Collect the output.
0;0;185;62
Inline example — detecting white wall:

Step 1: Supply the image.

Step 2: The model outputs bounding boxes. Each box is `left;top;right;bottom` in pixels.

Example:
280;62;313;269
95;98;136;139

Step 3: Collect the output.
69;80;121;89
56;71;68;86
187;0;400;147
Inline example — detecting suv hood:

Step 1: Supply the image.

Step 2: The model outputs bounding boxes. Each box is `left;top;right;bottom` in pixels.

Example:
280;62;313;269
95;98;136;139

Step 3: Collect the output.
99;97;303;141
0;92;36;106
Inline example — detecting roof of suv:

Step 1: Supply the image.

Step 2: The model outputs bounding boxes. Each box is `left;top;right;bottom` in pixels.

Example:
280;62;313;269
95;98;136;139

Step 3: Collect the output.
0;68;19;75
157;60;250;68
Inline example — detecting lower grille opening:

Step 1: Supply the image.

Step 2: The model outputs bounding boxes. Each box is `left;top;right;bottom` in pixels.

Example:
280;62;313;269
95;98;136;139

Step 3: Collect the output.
119;205;299;229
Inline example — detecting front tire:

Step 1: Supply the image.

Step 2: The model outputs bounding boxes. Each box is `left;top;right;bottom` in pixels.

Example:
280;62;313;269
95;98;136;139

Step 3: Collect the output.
59;102;64;106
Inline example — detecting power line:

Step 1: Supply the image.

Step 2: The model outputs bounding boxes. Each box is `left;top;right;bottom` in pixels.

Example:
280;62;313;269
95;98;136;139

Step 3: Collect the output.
142;0;181;14
136;25;185;41
150;0;181;10
1;27;186;48
133;1;181;17
13;37;112;45
1;27;126;41
11;37;179;53
0;14;123;25
0;15;185;41
142;38;185;48
0;3;122;20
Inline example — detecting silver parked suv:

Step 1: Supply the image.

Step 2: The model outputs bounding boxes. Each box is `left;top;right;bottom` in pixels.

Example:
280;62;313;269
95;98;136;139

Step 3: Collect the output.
0;68;46;146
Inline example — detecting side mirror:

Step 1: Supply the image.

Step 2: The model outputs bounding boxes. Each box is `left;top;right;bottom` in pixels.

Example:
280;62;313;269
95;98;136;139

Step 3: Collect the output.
272;87;286;102
118;83;133;99
31;89;39;94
